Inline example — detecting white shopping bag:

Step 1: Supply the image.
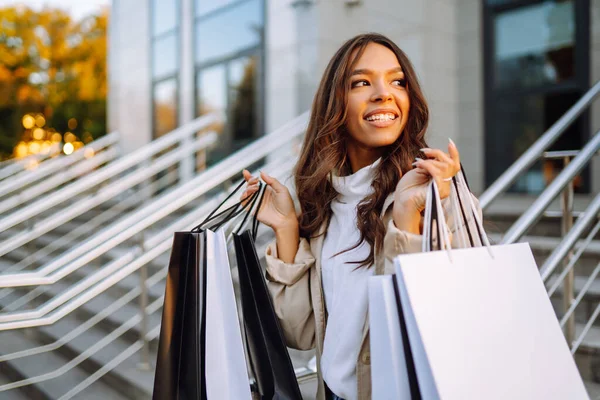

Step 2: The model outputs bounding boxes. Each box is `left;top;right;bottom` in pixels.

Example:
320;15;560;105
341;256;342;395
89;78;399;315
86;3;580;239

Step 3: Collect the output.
368;275;413;400
370;172;588;400
395;243;588;400
205;229;252;400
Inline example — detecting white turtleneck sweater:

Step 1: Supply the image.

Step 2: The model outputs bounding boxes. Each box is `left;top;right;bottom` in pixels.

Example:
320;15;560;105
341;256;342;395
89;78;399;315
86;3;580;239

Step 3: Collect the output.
320;160;379;400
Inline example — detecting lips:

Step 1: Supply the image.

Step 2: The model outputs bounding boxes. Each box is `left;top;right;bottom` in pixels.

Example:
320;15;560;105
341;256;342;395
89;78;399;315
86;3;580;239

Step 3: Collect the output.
364;108;399;121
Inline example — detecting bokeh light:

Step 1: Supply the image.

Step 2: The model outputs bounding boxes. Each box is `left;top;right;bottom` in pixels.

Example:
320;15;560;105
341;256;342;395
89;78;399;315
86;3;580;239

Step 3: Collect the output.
68;118;78;130
33;128;45;140
35;114;46;127
51;133;62;142
63;142;74;155
22;114;35;129
84;148;95;159
14;142;27;158
64;132;76;143
28;141;40;154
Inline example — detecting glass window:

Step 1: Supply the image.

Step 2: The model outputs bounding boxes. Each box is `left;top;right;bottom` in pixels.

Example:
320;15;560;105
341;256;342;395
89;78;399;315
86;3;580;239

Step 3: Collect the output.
195;0;236;17
153;32;178;79
493;1;575;89
195;0;262;64
152;0;178;37
197;65;226;116
229;56;257;146
486;91;586;193
197;65;227;164
153;78;178;138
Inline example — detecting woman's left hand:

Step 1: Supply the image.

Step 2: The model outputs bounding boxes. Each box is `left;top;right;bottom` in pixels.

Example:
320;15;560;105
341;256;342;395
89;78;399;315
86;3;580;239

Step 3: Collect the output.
392;139;461;233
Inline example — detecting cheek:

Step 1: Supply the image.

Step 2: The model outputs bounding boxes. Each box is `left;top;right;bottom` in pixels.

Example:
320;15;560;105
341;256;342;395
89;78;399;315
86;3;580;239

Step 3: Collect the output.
396;92;410;113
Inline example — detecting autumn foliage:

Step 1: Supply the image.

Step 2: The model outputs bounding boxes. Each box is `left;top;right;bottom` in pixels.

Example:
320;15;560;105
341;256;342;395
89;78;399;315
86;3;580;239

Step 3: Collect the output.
0;5;108;159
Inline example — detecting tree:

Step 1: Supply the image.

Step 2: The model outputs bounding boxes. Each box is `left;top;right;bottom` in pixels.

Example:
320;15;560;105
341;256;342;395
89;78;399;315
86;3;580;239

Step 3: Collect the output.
0;5;108;159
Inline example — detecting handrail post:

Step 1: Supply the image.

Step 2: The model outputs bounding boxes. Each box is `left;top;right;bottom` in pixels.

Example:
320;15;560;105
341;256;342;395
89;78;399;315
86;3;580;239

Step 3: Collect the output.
560;156;575;345
137;230;151;371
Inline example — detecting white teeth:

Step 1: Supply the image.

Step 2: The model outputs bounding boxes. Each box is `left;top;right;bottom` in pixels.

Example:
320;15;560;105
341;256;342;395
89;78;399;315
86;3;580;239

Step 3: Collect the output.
366;113;396;121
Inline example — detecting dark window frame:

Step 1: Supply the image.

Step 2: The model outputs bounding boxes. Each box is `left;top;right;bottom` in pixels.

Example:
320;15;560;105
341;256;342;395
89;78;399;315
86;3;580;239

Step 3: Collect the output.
150;0;182;139
482;0;590;191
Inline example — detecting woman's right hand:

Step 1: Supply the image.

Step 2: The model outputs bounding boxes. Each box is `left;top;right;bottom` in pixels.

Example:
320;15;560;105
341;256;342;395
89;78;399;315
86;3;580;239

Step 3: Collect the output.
242;169;298;233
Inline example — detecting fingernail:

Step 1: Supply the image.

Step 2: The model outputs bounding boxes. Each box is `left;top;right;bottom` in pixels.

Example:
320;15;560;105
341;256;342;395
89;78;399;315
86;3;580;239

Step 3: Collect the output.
415;157;423;162
448;138;455;146
420;148;430;152
412;161;419;167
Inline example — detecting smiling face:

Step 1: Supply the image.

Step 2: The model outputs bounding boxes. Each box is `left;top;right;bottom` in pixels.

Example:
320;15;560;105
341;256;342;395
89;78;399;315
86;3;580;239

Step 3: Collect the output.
344;42;411;168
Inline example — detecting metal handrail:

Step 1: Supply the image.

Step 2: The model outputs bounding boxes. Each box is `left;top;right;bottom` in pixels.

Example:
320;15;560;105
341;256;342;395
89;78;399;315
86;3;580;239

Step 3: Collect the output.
0;159;298;398
547;218;600;296
0;115;307;397
0;113;219;233
540;192;600;281
0;170;179;311
0;149;59;182
0;131;120;199
0;147;119;215
500;129;600;244
0;168;178;279
479;79;600;209
0;131;217;258
0;117;306;330
0;112;307;287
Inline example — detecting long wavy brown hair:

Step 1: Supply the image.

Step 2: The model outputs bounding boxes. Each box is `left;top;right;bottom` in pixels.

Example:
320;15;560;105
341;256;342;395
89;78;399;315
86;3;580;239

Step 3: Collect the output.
294;33;430;267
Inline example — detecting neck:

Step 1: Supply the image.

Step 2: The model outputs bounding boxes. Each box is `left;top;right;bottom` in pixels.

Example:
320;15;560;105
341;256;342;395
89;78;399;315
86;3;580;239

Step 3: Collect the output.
346;142;384;174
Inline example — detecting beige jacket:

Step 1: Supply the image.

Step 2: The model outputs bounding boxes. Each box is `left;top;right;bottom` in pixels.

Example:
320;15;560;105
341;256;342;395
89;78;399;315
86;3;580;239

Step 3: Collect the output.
264;194;479;400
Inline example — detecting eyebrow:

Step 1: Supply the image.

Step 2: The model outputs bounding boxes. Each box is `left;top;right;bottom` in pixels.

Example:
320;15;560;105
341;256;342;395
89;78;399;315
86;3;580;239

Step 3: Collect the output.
351;67;404;76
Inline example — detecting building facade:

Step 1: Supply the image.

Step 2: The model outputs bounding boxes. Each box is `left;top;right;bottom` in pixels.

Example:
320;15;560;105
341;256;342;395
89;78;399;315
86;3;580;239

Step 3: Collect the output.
108;0;600;195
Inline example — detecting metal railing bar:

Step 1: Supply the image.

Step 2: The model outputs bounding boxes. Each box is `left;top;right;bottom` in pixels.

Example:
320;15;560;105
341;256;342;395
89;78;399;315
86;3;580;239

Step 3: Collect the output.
0;292;165;393
479;80;600;210
0;154;298;327
0;132;120;199
571;288;600;354
0;168;178;280
560;261;600;327
1;172;179;311
58;340;144;400
547;219;600;297
0;114;219;233
0;113;307;284
0;267;167;362
0;132;217;258
0;147;119;215
0;238;167;329
501;130;600;245
0;150;58;182
540;192;600;281
543;210;584;219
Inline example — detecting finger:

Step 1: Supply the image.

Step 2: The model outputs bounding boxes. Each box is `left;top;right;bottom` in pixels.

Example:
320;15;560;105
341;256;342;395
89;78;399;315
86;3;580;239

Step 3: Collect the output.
448;138;460;170
414;159;441;177
243;169;253;182
415;158;446;171
420;148;453;165
240;185;259;202
260;171;287;194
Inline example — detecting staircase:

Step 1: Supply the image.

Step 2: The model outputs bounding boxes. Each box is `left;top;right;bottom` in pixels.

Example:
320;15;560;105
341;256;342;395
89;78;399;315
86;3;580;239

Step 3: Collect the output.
0;79;599;399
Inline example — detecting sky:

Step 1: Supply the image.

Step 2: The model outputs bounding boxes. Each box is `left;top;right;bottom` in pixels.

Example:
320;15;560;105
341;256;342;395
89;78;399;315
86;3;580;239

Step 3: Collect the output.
0;0;110;21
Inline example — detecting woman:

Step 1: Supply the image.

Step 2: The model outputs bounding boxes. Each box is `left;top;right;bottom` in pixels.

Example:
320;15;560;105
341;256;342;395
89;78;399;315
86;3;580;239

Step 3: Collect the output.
243;33;471;400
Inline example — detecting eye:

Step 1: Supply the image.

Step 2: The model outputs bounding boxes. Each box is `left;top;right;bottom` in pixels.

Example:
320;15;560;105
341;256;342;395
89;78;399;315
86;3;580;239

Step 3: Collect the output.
351;79;369;88
393;78;407;88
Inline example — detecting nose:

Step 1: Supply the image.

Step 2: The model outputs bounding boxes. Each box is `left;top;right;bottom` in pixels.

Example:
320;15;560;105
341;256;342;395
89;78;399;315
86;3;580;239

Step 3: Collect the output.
370;81;393;103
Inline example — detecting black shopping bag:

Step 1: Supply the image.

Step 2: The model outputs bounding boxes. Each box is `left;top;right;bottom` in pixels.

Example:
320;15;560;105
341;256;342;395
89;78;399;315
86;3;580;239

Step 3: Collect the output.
153;231;207;400
233;185;303;400
153;180;254;400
